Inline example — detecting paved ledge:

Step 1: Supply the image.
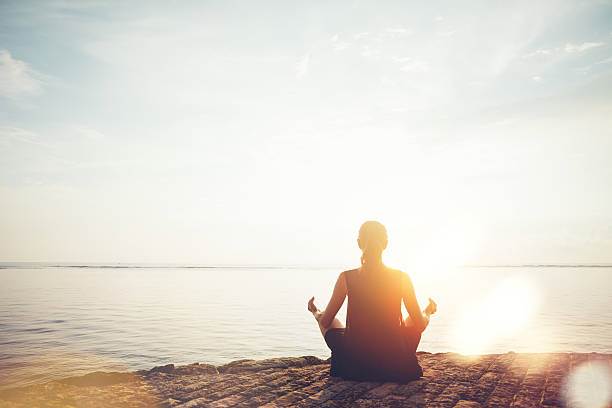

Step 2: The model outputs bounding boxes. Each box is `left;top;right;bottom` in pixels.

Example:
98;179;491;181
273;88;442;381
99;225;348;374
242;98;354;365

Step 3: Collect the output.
0;352;610;407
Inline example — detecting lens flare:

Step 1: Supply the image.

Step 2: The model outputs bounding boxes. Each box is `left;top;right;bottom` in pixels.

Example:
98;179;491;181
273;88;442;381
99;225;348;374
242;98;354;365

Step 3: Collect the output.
563;361;612;408
452;276;538;355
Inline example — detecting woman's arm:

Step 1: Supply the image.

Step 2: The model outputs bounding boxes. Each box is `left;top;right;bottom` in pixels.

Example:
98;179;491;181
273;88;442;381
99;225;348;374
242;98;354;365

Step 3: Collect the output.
315;272;348;329
401;272;430;333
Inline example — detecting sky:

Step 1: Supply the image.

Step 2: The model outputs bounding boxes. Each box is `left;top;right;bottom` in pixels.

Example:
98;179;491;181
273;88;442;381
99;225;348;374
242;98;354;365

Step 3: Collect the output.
0;0;611;266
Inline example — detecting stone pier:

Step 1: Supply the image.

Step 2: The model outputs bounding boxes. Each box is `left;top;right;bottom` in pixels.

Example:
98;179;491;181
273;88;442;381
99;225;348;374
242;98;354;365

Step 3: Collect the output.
1;352;610;407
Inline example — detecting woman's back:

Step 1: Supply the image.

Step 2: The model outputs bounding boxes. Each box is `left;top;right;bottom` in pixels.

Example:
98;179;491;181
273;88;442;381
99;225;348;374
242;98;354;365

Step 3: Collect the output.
345;267;403;338
338;267;422;381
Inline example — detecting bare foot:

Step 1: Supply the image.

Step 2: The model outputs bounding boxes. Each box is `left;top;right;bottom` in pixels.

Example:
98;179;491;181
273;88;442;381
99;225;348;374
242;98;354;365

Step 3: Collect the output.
307;296;319;314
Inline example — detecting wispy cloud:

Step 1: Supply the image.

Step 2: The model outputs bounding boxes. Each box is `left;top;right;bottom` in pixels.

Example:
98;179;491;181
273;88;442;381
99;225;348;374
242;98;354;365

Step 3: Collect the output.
394;57;429;73
564;42;605;53
522;49;554;58
0;50;45;99
523;42;605;58
0;126;75;166
596;56;612;65
72;125;106;141
385;27;411;37
360;45;380;59
295;54;310;79
330;34;350;51
0;126;46;147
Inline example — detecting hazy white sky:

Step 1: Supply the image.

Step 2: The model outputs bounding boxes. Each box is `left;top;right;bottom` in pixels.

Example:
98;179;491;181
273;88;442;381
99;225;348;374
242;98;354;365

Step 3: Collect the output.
1;0;611;265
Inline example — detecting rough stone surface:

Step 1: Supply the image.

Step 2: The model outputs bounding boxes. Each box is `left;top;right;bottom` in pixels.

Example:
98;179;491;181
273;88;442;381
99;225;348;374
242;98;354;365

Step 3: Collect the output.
0;352;609;407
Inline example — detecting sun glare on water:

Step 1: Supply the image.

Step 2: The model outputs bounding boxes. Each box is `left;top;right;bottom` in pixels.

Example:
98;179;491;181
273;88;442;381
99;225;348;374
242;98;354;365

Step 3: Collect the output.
387;219;542;356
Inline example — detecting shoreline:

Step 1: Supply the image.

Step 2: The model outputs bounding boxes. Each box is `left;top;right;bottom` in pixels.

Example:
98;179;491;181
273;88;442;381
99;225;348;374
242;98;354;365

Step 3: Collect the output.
1;352;610;407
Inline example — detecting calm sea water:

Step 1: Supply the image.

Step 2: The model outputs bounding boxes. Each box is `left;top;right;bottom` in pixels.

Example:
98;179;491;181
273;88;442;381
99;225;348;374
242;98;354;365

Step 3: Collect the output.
0;264;610;390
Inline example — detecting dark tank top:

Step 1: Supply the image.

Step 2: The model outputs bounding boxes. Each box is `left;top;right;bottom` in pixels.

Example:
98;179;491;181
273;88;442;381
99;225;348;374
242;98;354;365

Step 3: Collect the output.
337;267;421;382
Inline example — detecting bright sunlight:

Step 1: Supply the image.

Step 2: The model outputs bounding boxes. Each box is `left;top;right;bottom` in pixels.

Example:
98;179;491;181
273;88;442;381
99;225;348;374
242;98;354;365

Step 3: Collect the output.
452;276;539;355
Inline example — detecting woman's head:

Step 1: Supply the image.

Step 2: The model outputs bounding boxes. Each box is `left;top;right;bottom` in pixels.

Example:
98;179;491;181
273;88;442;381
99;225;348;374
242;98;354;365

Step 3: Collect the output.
358;220;388;265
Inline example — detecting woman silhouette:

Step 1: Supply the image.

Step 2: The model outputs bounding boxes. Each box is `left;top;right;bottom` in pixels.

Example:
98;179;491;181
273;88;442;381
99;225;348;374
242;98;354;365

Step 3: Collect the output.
308;220;437;382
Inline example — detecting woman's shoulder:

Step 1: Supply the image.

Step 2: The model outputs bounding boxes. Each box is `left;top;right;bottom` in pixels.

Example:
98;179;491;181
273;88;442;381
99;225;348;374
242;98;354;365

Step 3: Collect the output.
384;266;405;275
386;267;412;282
339;268;359;280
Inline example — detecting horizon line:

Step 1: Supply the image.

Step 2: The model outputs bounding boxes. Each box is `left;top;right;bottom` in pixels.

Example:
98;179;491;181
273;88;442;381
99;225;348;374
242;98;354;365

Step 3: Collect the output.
1;261;611;269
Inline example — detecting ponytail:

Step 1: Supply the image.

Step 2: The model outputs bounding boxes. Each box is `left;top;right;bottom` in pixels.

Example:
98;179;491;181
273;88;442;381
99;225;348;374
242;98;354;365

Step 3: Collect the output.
358;221;387;270
360;241;383;266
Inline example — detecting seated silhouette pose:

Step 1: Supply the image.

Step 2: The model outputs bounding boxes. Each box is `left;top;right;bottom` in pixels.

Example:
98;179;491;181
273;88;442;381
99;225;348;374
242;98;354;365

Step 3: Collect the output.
308;220;437;382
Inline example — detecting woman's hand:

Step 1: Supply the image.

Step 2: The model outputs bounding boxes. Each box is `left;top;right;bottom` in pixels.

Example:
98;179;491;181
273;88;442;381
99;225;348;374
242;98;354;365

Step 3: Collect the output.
424;298;437;316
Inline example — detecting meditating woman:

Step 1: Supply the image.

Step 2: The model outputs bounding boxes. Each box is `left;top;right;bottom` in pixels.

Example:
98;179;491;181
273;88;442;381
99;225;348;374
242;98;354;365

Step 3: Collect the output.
307;220;437;382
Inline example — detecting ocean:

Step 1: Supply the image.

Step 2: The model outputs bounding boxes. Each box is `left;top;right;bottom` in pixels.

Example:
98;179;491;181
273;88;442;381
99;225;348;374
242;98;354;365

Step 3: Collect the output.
0;264;610;390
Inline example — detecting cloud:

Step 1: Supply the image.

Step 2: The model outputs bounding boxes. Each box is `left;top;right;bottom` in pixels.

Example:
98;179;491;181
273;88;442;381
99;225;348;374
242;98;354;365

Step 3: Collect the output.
523;42;606;58
360;45;380;59
72;125;106;141
295;54;310;79
564;42;605;53
596;56;612;65
0;126;47;148
330;34;350;51
394;57;429;73
0;50;45;99
522;49;554;58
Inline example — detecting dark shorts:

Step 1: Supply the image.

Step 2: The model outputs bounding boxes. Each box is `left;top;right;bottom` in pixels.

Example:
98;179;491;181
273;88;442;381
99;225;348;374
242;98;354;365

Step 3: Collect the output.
324;326;421;354
324;328;346;351
323;326;423;382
